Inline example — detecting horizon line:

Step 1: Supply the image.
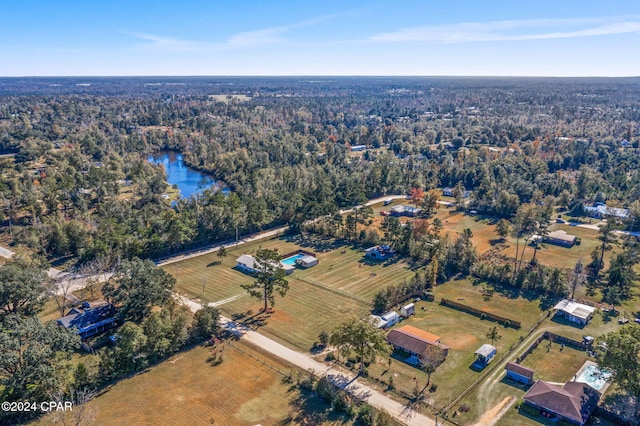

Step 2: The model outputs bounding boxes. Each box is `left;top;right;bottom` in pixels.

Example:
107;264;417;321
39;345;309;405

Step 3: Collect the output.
2;74;640;79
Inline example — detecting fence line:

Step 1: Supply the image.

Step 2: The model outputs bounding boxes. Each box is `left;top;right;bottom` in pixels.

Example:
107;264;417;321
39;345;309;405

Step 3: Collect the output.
440;298;521;328
225;340;288;377
442;310;549;415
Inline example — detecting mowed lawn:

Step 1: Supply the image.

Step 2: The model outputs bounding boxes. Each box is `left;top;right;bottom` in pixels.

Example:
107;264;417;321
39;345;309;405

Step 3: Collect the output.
520;342;588;383
435;278;544;329
502;224;613;269
223;277;369;350
166;235;416;350
369;299;523;409
37;342;352;426
164;237;304;304
297;246;415;301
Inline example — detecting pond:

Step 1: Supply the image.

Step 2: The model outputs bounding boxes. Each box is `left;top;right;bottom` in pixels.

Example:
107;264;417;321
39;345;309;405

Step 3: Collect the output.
148;151;226;200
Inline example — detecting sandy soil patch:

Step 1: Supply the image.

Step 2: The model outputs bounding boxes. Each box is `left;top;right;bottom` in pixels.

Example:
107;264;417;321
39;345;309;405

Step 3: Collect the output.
441;333;479;350
472;396;515;426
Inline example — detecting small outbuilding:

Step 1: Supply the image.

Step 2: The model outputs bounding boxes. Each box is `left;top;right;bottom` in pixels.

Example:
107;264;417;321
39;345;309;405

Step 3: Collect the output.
553;299;596;325
505;362;535;385
296;255;318;268
474;344;497;366
381;311;400;328
400;303;415;317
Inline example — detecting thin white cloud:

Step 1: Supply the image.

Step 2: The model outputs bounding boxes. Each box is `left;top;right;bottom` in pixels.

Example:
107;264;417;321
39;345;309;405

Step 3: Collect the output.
125;32;207;52
124;11;344;52
370;17;640;44
225;27;289;47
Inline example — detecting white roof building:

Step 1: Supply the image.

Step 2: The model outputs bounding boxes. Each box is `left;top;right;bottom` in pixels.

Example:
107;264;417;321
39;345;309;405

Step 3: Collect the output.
553;299;596;325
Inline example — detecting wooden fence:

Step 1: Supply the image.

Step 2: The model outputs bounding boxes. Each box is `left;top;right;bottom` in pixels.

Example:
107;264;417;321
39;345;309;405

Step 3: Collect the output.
279;249;317;259
440;298;521;328
516;331;587;363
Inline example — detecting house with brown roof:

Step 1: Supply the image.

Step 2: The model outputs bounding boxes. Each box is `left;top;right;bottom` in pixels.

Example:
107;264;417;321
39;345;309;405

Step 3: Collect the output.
387;325;449;367
505;362;535;385
523;380;600;425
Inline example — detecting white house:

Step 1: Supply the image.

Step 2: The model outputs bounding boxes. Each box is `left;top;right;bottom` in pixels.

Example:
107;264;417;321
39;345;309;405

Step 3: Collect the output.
583;203;629;219
236;254;257;273
235;254;295;275
553;299;596;325
296;255;318;268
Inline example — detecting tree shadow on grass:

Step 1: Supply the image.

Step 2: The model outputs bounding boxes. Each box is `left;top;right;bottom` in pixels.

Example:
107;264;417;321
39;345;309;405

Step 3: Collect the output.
281;234;345;253
285;389;351;426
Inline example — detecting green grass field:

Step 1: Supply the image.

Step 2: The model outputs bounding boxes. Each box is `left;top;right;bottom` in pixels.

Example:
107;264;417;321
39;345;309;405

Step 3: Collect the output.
520;342;588;383
502;224;614;270
367;298;524;410
166;234;415;350
435;278;545;329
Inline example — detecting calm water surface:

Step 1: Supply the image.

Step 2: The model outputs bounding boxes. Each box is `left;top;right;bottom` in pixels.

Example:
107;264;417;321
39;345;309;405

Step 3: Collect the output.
148;151;225;199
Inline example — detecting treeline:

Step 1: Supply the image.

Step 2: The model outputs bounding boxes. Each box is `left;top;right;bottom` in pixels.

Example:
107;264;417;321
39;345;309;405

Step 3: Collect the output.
0;255;221;424
1;79;640;269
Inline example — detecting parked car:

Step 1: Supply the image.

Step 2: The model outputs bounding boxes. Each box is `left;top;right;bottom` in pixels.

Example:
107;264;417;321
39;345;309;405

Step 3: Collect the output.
380;211;389;216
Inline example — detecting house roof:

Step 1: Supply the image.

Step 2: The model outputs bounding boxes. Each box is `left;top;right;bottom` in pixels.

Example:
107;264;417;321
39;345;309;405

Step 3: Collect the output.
387;328;449;357
299;255;317;263
547;230;576;242
524;381;600;424
553;299;595;320
236;254;256;269
57;303;116;333
398;325;441;343
381;311;399;321
475;344;496;357
505;362;535;380
583;204;629;218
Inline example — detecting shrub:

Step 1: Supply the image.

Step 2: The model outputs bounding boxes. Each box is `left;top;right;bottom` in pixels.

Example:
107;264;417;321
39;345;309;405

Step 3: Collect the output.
357;404;376;426
332;390;351;413
316;376;335;402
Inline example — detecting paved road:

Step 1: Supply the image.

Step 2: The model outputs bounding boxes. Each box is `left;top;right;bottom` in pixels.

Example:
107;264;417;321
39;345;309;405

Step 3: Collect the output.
158;194;411;266
177;295;436;426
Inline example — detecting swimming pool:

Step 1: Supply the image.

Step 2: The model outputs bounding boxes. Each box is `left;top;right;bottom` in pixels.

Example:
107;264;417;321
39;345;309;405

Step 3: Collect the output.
281;253;305;266
575;364;612;391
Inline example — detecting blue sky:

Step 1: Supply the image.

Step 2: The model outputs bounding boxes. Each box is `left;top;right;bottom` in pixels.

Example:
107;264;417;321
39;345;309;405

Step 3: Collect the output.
2;0;640;76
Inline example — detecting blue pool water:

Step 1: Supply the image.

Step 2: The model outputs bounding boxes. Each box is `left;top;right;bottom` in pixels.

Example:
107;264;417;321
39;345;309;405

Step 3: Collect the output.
281;253;305;266
575;365;612;391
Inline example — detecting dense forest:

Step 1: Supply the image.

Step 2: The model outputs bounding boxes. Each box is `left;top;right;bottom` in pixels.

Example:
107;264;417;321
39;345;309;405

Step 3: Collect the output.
1;77;640;424
1;77;639;267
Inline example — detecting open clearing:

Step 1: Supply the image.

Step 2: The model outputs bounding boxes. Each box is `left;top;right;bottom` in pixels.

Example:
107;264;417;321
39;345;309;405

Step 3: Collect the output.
166;234;414;350
520;342;588;383
38;342;353;426
367;297;523;409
